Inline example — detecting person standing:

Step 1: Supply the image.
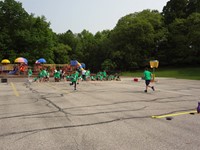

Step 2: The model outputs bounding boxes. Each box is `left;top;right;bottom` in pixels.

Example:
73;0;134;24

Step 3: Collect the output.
28;68;32;78
143;67;155;93
82;69;86;81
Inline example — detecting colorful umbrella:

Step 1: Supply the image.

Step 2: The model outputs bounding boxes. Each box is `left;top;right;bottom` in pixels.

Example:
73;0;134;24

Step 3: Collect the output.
1;59;10;64
14;57;28;64
23;58;28;64
35;60;40;64
37;58;46;63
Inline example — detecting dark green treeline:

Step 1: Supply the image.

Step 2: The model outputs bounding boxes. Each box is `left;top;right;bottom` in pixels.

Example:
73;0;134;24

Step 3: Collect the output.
0;0;200;72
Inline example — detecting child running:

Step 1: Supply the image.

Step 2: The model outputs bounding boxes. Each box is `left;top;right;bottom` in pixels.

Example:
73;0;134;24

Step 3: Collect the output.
70;70;79;90
143;67;155;93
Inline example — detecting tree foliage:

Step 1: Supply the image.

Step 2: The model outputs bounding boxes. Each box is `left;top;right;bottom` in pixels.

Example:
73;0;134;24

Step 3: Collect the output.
0;0;55;64
109;10;166;70
0;0;200;71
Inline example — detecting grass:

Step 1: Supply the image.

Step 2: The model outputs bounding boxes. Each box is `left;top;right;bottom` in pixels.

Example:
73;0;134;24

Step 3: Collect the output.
121;67;200;80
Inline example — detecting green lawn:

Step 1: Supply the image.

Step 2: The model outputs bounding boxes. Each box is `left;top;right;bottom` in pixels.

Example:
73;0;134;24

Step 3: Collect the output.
122;67;200;80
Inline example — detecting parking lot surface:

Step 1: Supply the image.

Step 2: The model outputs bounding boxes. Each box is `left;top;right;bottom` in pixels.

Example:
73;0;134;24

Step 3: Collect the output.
0;77;200;150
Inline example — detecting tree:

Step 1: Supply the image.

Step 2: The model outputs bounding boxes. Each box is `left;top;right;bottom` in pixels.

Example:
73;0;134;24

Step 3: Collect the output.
161;0;200;65
0;0;56;64
25;16;55;64
92;30;112;71
57;30;77;49
186;0;200;16
52;43;71;64
185;13;200;64
162;0;188;24
57;30;78;58
101;59;116;71
109;10;166;70
0;0;29;52
75;30;96;67
167;18;188;64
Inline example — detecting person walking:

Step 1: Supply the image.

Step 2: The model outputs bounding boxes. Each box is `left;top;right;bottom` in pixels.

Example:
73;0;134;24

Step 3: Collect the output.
143;67;155;93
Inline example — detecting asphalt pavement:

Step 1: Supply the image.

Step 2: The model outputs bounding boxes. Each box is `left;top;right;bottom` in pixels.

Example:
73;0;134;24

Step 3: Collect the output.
0;77;200;150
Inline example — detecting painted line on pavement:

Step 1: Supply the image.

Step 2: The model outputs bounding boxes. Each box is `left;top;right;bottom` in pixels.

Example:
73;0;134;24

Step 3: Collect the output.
152;110;197;119
10;82;19;97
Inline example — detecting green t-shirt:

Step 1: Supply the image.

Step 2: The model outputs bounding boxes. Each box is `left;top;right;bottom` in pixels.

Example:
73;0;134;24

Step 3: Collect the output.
144;70;152;80
28;69;32;77
54;71;60;78
85;70;90;77
39;71;44;78
102;71;107;77
42;70;47;77
71;71;79;82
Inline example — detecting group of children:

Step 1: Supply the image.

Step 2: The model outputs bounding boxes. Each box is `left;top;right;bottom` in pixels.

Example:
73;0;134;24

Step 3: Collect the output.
31;68;50;82
28;67;82;90
28;66;155;92
54;69;65;82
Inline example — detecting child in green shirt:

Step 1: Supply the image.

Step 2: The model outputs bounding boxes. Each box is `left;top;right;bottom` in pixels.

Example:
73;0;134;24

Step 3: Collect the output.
28;68;32;78
143;68;155;93
70;71;79;90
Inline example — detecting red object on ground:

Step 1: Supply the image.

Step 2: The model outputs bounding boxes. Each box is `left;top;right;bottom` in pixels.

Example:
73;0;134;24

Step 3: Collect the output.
133;78;138;82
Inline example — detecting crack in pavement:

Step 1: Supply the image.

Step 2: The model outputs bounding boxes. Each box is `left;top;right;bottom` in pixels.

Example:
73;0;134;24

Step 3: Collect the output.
67;106;147;116
14;131;39;142
0;115;150;138
40;95;71;121
0;111;59;120
63;95;190;110
4;81;196;141
21;115;66;119
28;85;71;120
41;96;68;115
0;99;39;107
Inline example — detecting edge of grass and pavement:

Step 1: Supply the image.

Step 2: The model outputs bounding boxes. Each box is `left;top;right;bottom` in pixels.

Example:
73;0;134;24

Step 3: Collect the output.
1;67;200;82
121;67;200;80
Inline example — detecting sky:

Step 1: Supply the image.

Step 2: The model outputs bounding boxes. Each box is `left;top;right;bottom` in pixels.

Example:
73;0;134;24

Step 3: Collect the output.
17;0;169;34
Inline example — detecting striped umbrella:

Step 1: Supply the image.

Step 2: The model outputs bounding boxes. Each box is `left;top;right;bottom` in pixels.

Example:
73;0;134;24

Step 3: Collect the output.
14;57;28;64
